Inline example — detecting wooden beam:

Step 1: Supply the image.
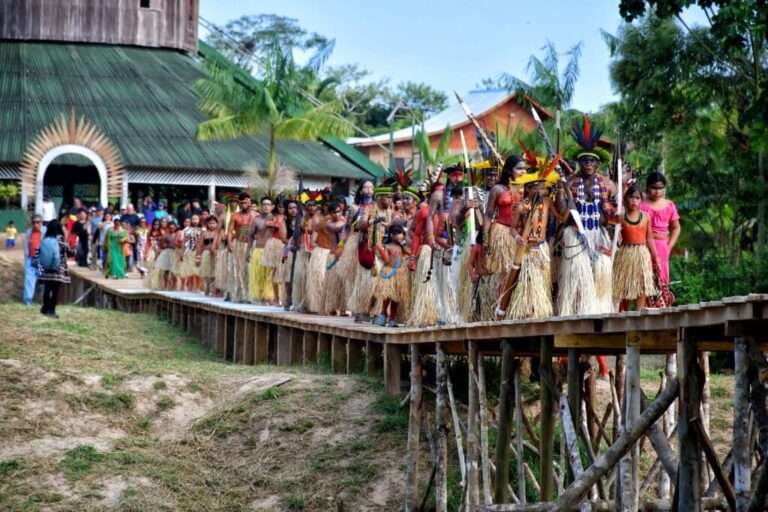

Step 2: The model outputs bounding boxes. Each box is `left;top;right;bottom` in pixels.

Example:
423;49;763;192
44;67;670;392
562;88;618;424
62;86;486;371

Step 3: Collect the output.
224;315;235;362
677;329;703;512
495;339;515;503
303;331;318;367
233;317;245;364
366;340;383;376
384;344;403;397
539;336;555;501
276;325;291;366
215;314;225;356
289;328;303;365
243;320;255;365
254;321;269;363
331;335;346;374
555;331;734;352
317;333;331;367
347;339;363;374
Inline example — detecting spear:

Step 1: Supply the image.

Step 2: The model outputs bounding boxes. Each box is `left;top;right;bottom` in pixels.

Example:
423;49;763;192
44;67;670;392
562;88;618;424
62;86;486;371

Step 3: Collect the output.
459;130;477;246
530;107;585;233
611;135;623;258
454;91;505;165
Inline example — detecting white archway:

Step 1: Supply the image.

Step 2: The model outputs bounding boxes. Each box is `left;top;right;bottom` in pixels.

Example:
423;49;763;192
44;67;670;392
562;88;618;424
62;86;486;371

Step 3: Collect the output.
34;144;109;214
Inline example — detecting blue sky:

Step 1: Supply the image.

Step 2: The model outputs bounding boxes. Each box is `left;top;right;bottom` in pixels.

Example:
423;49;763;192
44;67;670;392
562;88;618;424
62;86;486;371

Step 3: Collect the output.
199;1;707;113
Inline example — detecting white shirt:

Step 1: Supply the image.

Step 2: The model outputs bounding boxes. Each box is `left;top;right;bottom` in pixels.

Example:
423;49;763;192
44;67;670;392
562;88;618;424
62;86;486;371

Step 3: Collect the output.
41;200;56;222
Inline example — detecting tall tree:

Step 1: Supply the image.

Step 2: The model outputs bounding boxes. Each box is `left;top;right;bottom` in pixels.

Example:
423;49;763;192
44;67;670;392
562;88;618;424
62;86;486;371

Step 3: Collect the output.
205;14;328;72
617;0;767;249
195;40;351;196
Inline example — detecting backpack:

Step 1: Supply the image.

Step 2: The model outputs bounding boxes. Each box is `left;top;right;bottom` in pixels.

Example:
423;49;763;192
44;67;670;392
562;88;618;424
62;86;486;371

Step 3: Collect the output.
39;237;61;271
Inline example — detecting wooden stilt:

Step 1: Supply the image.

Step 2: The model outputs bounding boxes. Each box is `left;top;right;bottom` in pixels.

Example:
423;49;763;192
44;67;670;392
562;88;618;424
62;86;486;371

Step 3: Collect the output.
677;329;702;512
233;317;245;363
660;352;676;500
621;337;641;511
317;332;331;367
733;336;751;511
225;315;235;361
466;341;481;511
515;360;526;505
254;321;269;363
551;378;680;511
365;341;382;376
289;328;302;365
347;339;362;374
303;331;318;367
331;335;346;374
243;320;255;365
384;344;402;397
435;342;448;512
446;372;466;491
276;325;291;366
539;336;555;502
405;344;422;512
495;339;515;503
215;314;225;356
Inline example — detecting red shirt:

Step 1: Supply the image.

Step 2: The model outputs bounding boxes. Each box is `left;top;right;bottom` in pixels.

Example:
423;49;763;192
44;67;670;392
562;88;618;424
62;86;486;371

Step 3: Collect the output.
28;229;42;257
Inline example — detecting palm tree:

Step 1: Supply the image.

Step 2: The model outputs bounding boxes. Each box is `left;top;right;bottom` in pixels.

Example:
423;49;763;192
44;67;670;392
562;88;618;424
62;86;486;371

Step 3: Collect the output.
416;126;463;173
499;40;583;151
194;40;351;196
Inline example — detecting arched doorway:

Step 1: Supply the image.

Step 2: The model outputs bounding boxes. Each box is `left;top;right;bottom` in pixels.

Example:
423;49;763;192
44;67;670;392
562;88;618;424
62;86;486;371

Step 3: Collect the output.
20;109;123;212
42;153;102;214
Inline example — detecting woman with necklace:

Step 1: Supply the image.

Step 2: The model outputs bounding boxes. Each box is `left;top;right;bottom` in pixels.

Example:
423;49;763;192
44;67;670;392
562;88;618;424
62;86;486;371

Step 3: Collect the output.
482;155;526;276
613;185;659;310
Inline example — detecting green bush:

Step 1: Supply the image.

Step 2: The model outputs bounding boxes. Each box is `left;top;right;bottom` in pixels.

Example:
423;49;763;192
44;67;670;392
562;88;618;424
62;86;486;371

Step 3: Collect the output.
670;251;768;305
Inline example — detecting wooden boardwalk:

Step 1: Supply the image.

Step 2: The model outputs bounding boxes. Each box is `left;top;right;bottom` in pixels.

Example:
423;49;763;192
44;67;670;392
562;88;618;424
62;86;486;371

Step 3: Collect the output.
64;265;768;511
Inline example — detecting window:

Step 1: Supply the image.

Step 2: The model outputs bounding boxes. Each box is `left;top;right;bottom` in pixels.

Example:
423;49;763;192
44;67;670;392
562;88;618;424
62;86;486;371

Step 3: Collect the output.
140;0;150;7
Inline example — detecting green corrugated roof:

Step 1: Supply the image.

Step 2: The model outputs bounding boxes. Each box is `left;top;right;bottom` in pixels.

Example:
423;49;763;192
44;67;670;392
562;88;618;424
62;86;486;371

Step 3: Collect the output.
0;40;379;179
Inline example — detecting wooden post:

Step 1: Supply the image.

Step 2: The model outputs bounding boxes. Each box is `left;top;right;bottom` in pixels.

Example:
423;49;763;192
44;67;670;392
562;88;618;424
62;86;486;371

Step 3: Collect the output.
435;342;448;512
267;323;277;364
303;331;318;367
405;344;422;512
276;325;291;366
384;344;402;397
495;339;515;503
215;313;225;356
289;328;302;365
317;333;331;367
347;339;363;374
699;351;713;488
539;336;555;502
660;352;677;500
225;315;235;361
677;329;703;512
365;341;383;376
514;360;526;505
733;336;751;512
466;341;481;510
233;317;245;363
331;335;346;374
566;348;581;484
446;372;466;491
621;335;641;511
586;356;599;444
243;320;255;365
477;352;493;505
254;321;269;363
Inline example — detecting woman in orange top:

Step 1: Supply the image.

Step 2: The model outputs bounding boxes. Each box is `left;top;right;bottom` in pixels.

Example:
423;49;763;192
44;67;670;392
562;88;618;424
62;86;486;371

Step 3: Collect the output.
613;185;659;310
482;155;527;275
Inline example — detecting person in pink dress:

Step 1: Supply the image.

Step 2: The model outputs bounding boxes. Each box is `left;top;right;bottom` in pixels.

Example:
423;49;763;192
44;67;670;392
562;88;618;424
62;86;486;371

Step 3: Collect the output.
640;172;681;284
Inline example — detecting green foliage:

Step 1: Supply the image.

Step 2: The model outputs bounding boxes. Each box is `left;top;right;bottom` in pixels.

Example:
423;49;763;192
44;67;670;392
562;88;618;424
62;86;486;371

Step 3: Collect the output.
0;459;21;478
372;393;409;433
670;251;768;304
0;183;19;208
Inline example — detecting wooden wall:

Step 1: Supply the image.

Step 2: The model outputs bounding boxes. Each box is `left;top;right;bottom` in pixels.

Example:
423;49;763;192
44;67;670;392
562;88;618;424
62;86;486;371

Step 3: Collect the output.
0;0;198;54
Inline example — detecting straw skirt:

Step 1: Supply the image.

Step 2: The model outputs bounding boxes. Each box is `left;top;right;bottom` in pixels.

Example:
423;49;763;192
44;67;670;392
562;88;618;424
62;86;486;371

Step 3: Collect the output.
199;250;216;278
505;243;553;320
613;244;658;300
248;247;274;303
487;222;516;275
408;246;438;327
306;247;330;313
322;251;347;315
260;238;285;268
214;247;229;292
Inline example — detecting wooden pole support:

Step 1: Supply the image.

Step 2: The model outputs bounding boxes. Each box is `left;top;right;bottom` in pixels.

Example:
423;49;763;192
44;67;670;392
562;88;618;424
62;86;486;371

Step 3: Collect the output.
435;342;448;512
733;336;751;512
466;341;481;510
384;344;402;397
539;336;555;502
405;344;422;512
495;339;515;503
677;329;703;512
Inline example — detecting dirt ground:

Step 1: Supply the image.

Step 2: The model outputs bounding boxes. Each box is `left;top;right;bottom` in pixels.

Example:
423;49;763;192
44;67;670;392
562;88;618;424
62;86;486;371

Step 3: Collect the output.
0;302;413;511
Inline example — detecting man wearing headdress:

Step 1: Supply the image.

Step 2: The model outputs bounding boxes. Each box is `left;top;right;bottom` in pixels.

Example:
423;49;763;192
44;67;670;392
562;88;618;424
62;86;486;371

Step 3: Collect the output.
555;115;617;315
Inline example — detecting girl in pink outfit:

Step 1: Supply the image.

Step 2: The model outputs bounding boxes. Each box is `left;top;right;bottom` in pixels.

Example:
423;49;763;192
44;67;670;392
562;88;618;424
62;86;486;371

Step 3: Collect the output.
640;172;681;284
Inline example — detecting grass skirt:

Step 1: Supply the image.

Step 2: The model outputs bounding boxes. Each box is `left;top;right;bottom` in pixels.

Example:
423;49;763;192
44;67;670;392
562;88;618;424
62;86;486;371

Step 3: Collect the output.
348;260;378;315
505;243;553;320
613;245;658;300
557;226;598;316
307;247;330;314
260;238;284;268
337;232;360;299
375;260;410;304
199;250;215;278
154;248;175;272
248;247;274;303
214;248;229;292
274;251;293;283
581;228;614;313
469;275;498;322
487;222;516;275
291;249;310;311
228;240;249;303
322;251;347;315
408;246;438;327
171;249;185;277
434;250;458;324
178;250;198;278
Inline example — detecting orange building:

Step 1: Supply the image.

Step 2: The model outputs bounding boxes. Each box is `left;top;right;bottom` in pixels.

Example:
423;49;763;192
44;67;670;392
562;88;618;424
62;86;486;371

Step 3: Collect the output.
347;89;553;170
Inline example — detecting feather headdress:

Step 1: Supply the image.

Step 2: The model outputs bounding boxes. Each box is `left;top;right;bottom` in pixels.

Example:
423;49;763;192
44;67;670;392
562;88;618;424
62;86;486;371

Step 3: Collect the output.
566;114;611;163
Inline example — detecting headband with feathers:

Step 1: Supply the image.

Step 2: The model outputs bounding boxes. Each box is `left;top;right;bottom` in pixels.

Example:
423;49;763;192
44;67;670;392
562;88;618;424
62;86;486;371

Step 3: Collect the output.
566;114;611;163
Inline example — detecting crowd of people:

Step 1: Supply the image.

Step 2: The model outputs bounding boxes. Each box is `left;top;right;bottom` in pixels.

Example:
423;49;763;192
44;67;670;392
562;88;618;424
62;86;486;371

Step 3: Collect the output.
20;116;681;342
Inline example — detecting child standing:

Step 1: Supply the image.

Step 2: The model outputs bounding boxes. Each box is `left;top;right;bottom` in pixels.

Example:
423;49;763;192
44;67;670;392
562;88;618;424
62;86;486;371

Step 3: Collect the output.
613;185;659;310
197;216;220;296
372;224;409;328
5;221;17;249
